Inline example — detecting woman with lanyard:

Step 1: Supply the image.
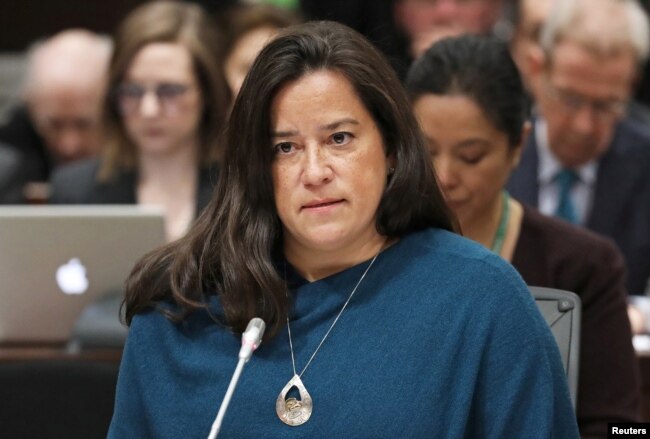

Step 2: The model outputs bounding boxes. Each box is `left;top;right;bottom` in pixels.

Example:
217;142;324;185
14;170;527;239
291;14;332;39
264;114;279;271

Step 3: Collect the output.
109;23;578;438
407;34;639;437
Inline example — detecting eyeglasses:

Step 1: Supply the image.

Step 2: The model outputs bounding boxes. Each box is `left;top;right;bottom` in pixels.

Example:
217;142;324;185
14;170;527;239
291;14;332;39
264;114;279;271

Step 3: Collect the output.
114;82;194;115
544;79;627;120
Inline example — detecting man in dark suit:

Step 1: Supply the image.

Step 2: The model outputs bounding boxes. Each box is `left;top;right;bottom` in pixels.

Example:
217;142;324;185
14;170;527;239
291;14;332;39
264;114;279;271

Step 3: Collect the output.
0;141;26;203
507;0;650;295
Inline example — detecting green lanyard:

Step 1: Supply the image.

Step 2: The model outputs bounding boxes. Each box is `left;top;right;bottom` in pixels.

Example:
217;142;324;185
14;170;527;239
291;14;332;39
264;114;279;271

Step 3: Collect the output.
490;191;510;255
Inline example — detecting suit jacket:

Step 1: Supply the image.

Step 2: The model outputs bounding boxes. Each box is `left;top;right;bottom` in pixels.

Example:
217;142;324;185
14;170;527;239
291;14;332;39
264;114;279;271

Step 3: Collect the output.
49;158;217;216
513;206;640;437
507;118;650;294
0;106;51;183
0;141;26;203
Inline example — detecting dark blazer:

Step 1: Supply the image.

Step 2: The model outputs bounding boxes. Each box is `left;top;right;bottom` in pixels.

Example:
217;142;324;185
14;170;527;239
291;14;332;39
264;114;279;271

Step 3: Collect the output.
0;141;26;203
49;158;217;216
507;118;650;294
0;106;51;183
513;205;640;437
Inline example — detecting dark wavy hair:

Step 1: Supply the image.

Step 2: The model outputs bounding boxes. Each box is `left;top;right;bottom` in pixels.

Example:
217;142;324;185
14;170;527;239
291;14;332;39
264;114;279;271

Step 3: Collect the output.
406;34;528;148
124;21;455;338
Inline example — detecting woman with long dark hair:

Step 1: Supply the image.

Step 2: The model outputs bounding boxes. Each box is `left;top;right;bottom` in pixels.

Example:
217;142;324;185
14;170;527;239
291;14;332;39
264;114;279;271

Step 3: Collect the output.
109;22;577;438
407;34;638;437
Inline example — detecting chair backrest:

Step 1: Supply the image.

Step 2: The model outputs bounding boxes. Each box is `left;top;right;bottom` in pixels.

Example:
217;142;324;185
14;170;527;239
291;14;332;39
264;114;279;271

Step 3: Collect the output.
68;291;128;350
529;286;581;409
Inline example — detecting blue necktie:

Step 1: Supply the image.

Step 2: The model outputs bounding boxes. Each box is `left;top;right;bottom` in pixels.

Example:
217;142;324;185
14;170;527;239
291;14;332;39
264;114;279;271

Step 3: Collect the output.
554;168;579;224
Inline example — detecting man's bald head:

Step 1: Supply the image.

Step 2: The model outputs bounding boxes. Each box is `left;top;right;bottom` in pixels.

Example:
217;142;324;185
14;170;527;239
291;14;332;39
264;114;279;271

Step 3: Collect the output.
24;30;112;164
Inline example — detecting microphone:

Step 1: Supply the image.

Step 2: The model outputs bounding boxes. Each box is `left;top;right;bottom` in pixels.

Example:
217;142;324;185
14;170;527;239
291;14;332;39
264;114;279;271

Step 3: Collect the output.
207;318;266;439
239;317;265;362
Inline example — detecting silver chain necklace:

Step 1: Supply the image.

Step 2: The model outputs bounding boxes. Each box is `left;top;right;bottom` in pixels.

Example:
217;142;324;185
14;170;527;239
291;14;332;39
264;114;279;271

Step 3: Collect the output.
276;247;383;426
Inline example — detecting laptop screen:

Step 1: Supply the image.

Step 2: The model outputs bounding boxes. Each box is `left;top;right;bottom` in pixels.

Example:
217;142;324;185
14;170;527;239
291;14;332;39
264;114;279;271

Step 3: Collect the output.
0;205;165;343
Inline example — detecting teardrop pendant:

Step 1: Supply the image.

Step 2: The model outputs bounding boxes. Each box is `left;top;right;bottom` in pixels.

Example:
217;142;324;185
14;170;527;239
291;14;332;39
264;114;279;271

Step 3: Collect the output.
276;374;313;426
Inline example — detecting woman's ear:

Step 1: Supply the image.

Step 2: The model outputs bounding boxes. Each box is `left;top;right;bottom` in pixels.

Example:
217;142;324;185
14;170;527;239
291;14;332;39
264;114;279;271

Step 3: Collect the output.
527;45;546;77
526;46;547;98
387;153;396;174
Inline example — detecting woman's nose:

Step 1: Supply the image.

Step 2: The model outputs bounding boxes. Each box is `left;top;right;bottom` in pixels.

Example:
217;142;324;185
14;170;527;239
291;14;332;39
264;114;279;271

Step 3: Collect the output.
434;157;459;189
301;145;334;186
138;91;162;117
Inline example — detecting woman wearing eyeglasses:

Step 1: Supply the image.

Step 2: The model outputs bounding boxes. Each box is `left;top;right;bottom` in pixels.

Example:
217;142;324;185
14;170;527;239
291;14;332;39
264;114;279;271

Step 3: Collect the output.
51;1;231;242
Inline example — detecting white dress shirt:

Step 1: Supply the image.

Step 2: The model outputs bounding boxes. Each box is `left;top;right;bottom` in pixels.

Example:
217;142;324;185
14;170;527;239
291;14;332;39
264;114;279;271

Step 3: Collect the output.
535;119;599;225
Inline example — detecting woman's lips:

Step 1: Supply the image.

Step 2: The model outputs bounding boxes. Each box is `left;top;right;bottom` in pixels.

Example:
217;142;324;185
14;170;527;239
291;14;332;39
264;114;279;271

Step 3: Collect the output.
302;199;345;211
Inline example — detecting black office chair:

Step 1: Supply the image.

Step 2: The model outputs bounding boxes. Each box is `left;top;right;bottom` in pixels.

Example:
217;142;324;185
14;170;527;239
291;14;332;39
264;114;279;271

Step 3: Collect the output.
68;291;128;350
529;286;581;409
0;359;119;439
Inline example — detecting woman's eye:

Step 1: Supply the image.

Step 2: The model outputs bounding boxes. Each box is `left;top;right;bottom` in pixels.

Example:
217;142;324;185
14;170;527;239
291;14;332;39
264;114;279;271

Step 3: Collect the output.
274;142;294;154
157;83;187;99
330;132;352;145
461;154;484;165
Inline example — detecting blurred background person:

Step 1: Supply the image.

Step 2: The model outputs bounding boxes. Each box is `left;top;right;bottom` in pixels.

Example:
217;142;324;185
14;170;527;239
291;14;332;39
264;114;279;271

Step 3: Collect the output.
24;30;110;164
510;0;650;124
298;0;512;80
394;0;507;58
0;30;111;203
222;3;299;98
51;1;231;243
392;0;510;77
507;0;650;299
407;34;640;437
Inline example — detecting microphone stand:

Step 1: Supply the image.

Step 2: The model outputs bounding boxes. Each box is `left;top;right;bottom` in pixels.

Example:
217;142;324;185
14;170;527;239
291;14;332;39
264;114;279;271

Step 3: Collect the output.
207;318;265;439
207;357;246;439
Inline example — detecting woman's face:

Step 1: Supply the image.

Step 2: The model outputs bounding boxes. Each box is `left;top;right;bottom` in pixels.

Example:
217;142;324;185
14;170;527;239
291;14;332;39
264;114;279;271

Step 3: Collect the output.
118;42;203;156
271;70;391;257
413;94;521;227
225;26;278;98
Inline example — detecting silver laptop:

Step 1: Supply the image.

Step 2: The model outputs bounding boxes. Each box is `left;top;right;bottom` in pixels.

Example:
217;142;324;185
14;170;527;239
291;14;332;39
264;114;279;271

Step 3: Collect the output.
0;205;165;343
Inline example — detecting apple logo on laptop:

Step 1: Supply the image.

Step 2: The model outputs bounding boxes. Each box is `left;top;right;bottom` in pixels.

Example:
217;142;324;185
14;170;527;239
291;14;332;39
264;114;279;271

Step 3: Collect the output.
56;258;89;295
